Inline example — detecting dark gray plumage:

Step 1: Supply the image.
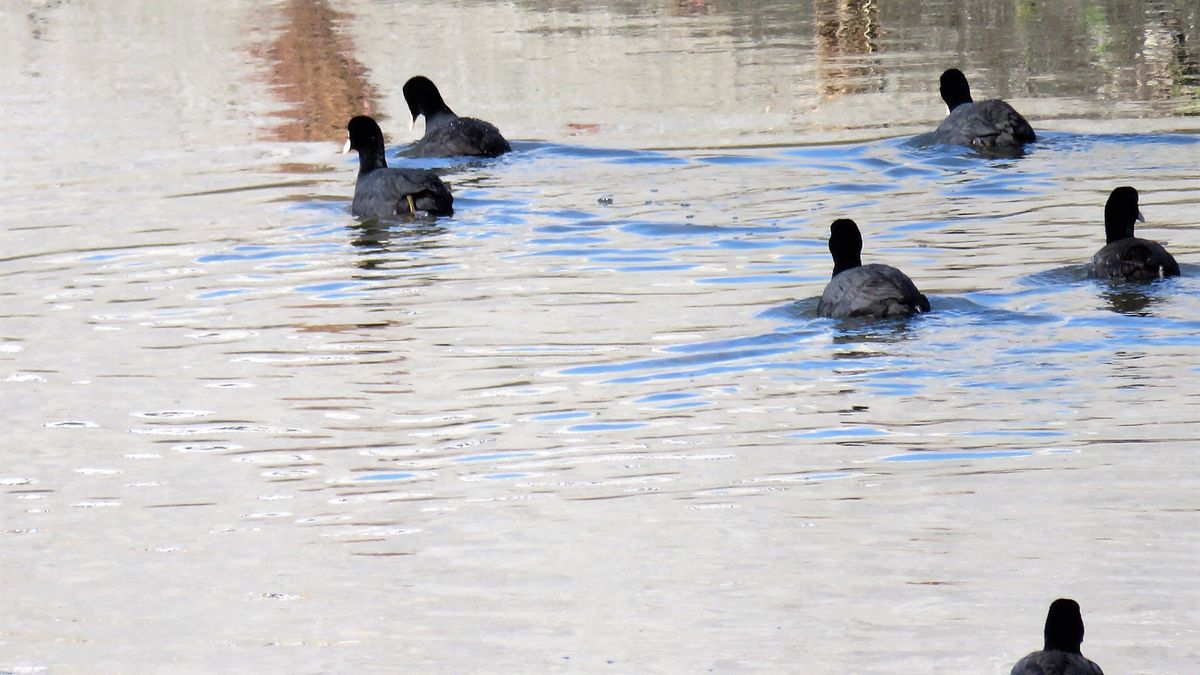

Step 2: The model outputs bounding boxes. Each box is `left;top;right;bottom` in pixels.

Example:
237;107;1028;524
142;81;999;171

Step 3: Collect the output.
1010;599;1104;675
1088;186;1180;281
403;76;511;158
817;219;930;319
345;115;453;219
933;68;1035;150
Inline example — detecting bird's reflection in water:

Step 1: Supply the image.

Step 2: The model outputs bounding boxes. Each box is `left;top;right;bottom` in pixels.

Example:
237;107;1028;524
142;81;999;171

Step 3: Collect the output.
830;318;920;358
1100;284;1162;316
349;219;448;271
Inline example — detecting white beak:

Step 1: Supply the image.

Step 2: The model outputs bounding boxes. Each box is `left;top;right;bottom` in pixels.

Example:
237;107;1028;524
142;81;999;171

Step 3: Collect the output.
342;136;352;154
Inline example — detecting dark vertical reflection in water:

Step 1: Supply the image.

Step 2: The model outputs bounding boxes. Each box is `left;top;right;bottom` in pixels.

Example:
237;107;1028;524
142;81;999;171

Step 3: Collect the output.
348;221;449;271
1158;7;1200;111
500;0;1200;113
814;0;882;97
1100;284;1162;316
873;1;1200;106
255;0;377;141
24;1;65;42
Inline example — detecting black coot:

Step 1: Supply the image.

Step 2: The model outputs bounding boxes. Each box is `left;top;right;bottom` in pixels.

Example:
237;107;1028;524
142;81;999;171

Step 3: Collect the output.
1088;186;1180;281
1010;599;1104;675
402;76;511;158
817;219;930;319
344;115;453;218
933;68;1035;150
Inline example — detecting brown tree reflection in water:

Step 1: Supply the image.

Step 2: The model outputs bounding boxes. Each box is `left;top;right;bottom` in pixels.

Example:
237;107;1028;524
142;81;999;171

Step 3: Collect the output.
253;0;377;142
814;0;883;98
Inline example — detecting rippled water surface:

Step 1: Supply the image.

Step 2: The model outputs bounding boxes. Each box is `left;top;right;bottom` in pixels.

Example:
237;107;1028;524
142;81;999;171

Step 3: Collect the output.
3;1;1200;672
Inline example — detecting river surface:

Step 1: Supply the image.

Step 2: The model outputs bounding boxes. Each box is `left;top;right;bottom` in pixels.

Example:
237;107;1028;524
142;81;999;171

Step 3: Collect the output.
3;1;1199;672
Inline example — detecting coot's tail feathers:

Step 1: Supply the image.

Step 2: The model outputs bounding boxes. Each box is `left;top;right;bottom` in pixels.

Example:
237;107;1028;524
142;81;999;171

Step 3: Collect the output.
979;100;1036;147
881;293;929;318
412;180;455;215
389;169;453;215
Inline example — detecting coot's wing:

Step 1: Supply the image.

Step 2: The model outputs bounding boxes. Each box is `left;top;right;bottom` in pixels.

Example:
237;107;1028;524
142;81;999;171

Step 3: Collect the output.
819;265;929;318
413;117;511;158
354;168;453;217
934;100;1034;149
1010;649;1104;675
977;99;1035;147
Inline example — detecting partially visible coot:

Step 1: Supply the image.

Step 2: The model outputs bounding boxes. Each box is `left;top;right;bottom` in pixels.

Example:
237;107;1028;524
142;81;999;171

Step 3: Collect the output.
934;68;1035;151
817;219;930;319
1088;186;1180;281
344;115;453;219
1010;599;1104;675
402;76;511;158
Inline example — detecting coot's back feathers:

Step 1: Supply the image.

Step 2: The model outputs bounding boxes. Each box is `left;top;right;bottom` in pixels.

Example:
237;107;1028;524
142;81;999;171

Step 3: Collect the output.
1091;239;1180;280
345;115;453;218
1011;650;1105;675
1010;599;1104;675
414;116;512;158
820;264;930;318
353;167;453;219
1088;186;1179;281
403;76;511;158
817;219;930;319
933;68;1035;150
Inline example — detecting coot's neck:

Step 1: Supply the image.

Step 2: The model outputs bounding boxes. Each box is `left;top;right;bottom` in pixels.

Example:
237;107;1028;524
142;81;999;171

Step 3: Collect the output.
945;97;972;112
409;83;458;128
423;105;459;131
1043;632;1083;655
1043;640;1082;655
1103;216;1134;244
941;87;973;112
832;255;861;278
357;142;388;175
